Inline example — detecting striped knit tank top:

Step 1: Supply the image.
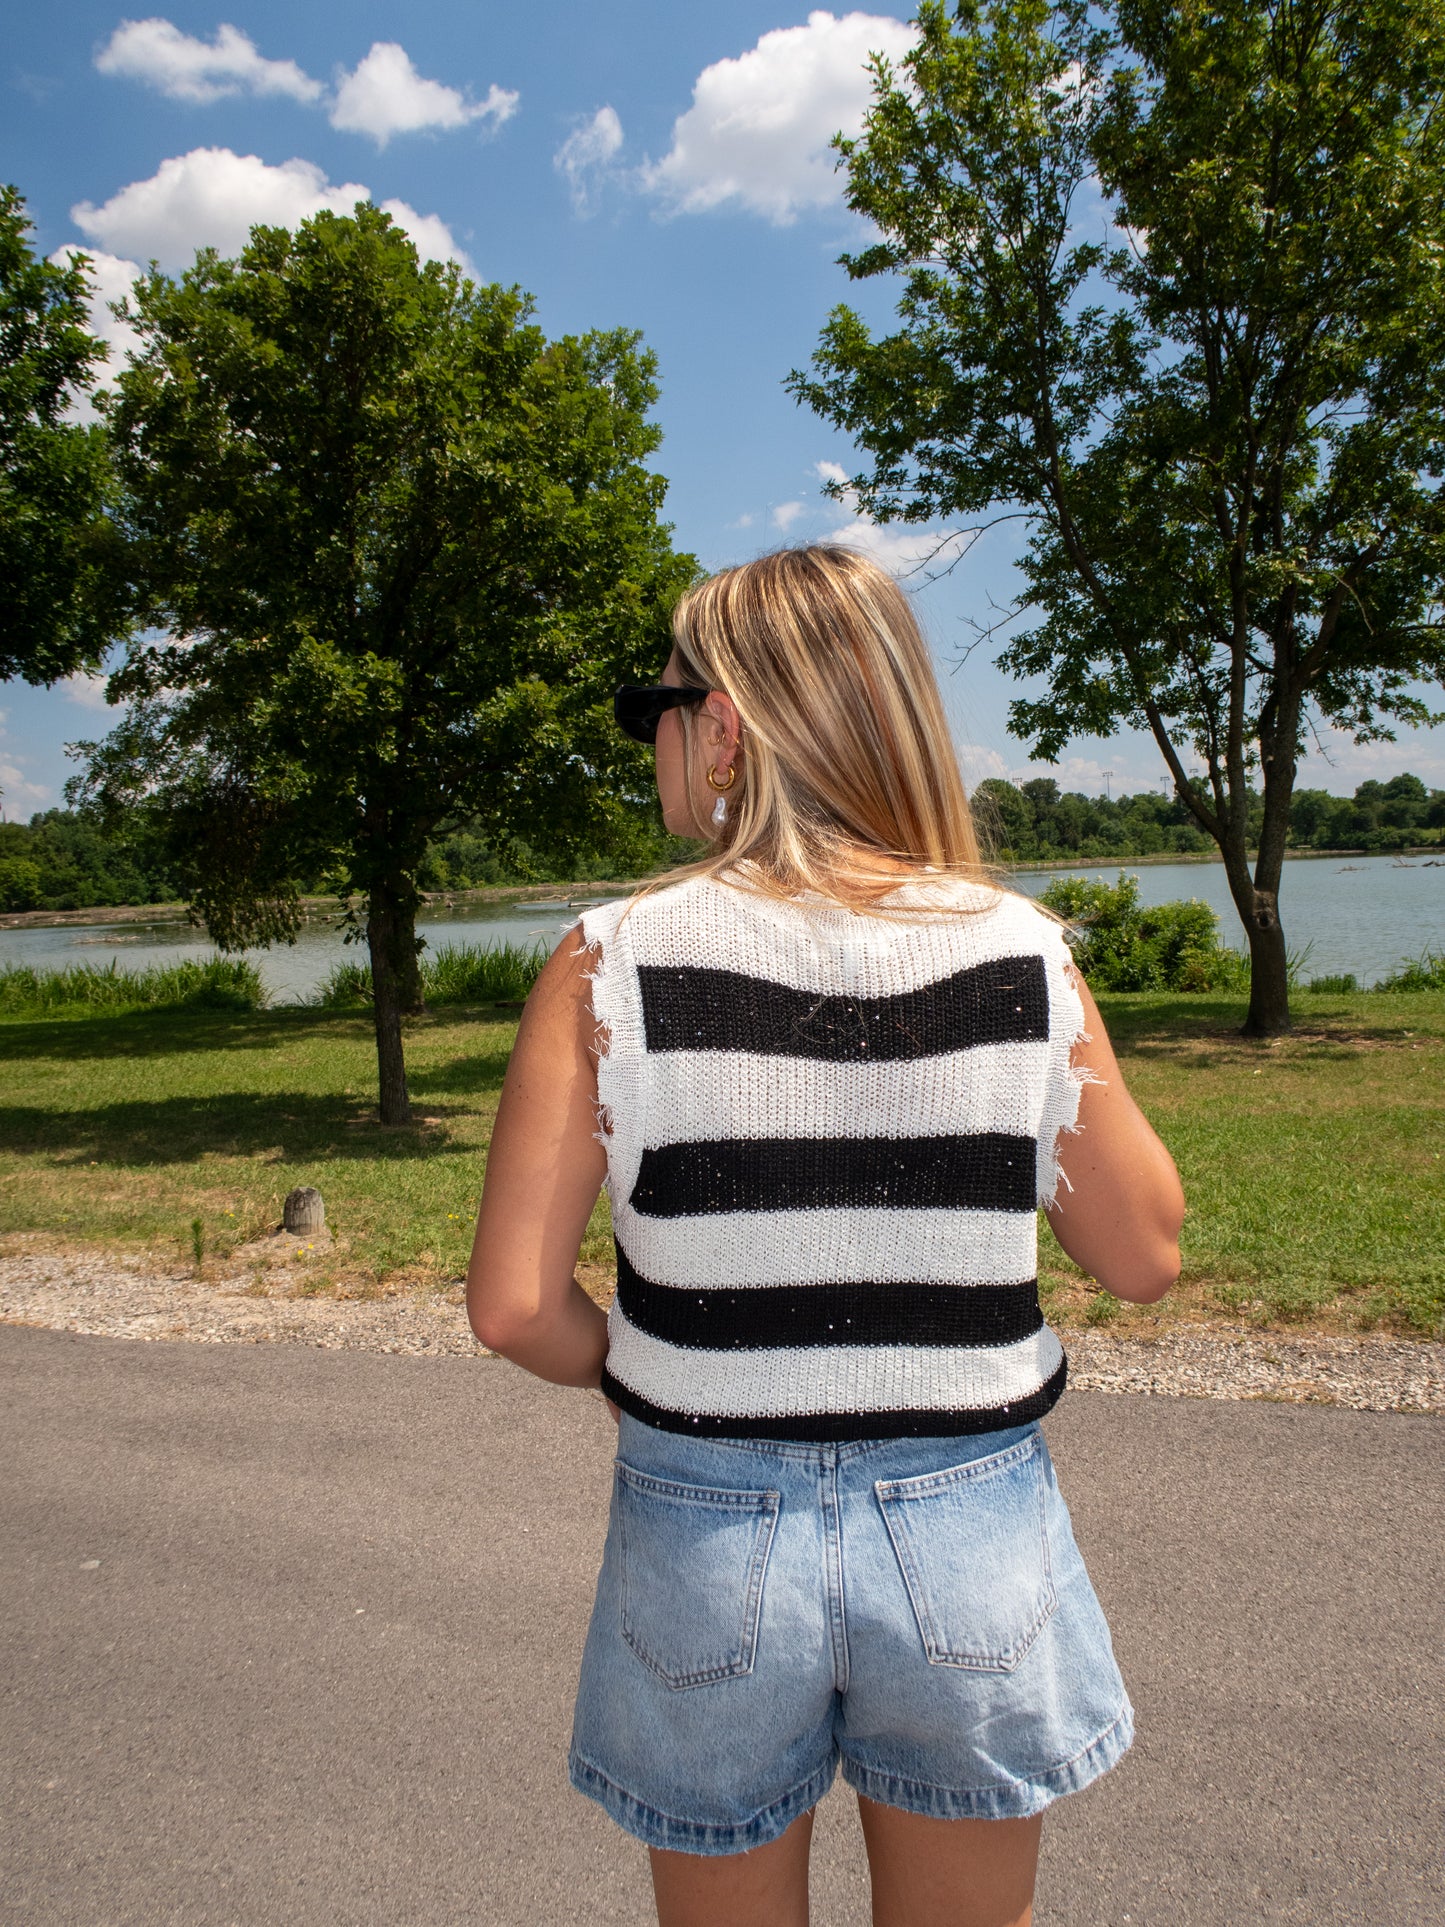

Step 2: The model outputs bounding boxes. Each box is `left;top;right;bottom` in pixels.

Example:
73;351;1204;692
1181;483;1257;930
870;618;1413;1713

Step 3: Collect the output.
579;869;1085;1441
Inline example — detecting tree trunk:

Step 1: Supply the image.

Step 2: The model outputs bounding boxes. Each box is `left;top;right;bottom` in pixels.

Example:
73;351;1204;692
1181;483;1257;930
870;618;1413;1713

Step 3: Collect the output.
366;885;413;1125
396;926;425;1015
1241;735;1297;1038
1240;893;1291;1036
1214;819;1292;1037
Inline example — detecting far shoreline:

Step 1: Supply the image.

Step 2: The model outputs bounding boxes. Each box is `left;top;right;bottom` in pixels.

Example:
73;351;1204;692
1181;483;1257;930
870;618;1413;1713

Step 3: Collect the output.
0;844;1437;934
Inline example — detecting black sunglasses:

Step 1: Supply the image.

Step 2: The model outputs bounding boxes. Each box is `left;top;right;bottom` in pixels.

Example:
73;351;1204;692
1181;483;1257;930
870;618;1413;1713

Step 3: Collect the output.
614;682;711;745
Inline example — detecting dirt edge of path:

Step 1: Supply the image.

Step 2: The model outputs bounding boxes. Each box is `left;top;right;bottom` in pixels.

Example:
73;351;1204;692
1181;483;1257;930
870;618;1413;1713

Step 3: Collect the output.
2;1246;1440;1414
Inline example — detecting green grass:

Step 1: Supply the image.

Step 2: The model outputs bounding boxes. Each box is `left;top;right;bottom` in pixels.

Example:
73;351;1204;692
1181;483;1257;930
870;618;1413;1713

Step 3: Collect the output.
0;986;1439;1335
1038;987;1445;1338
0;956;265;1015
0;1001;610;1288
314;940;548;1009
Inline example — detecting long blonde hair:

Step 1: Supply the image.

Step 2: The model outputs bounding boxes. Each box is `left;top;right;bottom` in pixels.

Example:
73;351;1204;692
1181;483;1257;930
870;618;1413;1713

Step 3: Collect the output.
648;544;992;910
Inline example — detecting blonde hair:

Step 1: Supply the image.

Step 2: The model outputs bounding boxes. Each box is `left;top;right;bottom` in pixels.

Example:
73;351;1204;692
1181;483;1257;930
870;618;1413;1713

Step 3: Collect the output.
645;544;992;911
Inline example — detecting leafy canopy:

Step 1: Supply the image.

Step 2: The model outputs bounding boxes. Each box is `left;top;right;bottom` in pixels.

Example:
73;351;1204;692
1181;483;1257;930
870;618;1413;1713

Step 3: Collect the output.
0;184;124;684
75;203;695;947
793;0;1445;874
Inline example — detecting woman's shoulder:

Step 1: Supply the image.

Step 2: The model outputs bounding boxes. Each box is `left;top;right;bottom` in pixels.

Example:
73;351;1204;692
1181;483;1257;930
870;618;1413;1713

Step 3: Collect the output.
577;867;1064;966
574;871;720;957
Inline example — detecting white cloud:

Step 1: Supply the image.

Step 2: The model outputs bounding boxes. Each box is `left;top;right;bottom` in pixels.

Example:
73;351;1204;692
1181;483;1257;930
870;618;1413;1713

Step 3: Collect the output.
59;671;116;712
952;742;1175;798
830;517;979;575
94;22;517;151
95;17;322;105
815;466;976;575
48;247;145;419
1297;731;1445;791
642;10;915;224
772;500;807;532
554;106;624;214
378;200;469;269
956;743;1009;786
0;758;51;811
71;148;468;272
330;43;517;147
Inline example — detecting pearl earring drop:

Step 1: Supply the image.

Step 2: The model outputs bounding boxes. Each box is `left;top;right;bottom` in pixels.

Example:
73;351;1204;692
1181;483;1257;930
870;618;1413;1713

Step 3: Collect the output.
705;761;737;832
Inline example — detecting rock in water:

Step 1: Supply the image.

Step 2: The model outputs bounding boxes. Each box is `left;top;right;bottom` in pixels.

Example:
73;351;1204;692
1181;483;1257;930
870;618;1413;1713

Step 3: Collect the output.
283;1186;326;1236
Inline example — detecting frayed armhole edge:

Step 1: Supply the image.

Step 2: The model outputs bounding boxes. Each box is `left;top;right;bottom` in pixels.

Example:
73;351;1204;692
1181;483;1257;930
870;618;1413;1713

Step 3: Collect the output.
1037;952;1100;1211
571;925;615;1150
573;904;648;1178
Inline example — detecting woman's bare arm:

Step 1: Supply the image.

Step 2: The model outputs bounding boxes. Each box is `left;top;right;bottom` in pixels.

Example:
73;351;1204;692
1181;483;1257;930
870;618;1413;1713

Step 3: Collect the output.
1044;973;1185;1303
465;929;610;1384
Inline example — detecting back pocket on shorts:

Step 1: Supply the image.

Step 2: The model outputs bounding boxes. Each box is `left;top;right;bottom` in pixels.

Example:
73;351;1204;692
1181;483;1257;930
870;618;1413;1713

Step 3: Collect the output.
874;1431;1056;1672
615;1463;780;1689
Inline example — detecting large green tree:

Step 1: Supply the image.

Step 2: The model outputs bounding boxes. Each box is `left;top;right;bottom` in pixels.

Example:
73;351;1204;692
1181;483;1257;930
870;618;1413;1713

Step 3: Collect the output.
792;0;1445;1032
0;185;123;684
75;203;695;1121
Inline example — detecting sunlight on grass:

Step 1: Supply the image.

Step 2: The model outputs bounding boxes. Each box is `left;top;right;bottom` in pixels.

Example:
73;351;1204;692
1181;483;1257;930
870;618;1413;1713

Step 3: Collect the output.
0;987;1440;1335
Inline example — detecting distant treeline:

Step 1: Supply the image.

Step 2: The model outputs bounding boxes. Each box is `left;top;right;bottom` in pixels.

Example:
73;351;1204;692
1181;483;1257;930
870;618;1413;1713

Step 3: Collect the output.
973;772;1445;863
0;807;688;915
1;773;1441;913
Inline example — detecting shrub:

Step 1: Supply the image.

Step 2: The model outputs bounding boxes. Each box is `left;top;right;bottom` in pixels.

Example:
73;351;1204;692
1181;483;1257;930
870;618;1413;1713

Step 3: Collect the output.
0;858;45;912
1036;873;1248;991
0;955;265;1014
314;940;550;1010
1374;949;1445;993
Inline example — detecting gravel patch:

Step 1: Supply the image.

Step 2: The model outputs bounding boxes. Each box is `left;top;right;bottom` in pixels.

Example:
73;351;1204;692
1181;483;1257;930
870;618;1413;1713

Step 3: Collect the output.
1;1246;1441;1411
1065;1328;1443;1413
0;1247;484;1358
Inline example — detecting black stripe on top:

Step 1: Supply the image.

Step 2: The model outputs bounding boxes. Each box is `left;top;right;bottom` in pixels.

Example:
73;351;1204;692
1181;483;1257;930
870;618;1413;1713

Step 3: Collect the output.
599;1356;1068;1442
629;1132;1037;1219
615;1242;1042;1352
637;954;1049;1062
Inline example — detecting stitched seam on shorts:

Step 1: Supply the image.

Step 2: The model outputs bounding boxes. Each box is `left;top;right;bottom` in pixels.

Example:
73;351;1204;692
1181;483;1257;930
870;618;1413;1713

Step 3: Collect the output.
841;1704;1134;1802
873;1435;1056;1669
569;1748;837;1839
618;1491;780;1687
823;1456;849;1694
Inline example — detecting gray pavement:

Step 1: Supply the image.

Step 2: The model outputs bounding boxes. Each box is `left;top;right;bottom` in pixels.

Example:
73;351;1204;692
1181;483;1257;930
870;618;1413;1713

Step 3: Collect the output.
2;1324;1441;1926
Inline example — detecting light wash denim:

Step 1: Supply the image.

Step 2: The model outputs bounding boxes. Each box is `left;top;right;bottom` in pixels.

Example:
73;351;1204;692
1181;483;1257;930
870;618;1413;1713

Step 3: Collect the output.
569;1413;1133;1855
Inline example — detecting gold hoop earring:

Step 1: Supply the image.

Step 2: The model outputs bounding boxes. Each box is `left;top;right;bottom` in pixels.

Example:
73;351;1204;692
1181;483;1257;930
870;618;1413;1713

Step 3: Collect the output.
706;764;737;792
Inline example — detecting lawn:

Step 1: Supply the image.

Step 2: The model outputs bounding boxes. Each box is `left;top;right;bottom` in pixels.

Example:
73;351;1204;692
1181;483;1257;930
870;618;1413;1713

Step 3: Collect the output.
0;988;1440;1336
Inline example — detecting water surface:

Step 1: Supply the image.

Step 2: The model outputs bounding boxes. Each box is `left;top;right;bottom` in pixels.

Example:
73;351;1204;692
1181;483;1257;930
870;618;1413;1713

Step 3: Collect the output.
0;856;1439;1000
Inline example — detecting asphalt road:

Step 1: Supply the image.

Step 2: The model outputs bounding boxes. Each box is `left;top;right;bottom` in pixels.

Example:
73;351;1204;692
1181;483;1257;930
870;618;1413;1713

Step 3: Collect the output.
3;1325;1441;1926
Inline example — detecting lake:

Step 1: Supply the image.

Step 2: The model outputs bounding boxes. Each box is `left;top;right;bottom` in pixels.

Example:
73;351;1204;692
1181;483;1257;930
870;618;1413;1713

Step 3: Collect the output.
0;855;1439;1001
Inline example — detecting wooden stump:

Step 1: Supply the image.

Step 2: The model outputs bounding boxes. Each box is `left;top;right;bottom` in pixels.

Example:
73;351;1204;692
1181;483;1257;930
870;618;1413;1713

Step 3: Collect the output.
283;1186;326;1236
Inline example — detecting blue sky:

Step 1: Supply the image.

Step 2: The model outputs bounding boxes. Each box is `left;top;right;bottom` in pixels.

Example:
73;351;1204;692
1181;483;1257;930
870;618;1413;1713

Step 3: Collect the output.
3;1;1441;817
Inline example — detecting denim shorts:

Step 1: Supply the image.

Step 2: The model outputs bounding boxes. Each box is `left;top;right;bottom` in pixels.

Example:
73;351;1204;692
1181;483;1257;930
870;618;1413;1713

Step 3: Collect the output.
569;1414;1133;1856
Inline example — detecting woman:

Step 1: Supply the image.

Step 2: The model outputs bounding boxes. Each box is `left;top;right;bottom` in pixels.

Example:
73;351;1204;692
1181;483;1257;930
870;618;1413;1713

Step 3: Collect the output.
467;546;1184;1927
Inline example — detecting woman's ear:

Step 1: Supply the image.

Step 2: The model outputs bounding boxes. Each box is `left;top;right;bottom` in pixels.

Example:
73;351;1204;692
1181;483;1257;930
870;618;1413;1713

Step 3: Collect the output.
702;691;742;759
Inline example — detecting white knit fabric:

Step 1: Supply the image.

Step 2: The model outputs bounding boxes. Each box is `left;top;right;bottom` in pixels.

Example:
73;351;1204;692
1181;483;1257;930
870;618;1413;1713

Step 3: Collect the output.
580;869;1086;1439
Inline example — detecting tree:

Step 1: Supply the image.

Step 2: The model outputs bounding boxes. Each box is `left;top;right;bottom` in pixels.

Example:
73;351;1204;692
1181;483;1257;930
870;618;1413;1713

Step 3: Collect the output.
791;0;1445;1032
0;185;125;685
74;204;695;1121
971;773;1034;853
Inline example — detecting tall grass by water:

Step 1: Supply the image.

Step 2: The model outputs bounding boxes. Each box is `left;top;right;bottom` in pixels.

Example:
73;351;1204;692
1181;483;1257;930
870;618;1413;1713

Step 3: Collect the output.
1374;948;1445;993
314;940;549;1010
0;955;265;1015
